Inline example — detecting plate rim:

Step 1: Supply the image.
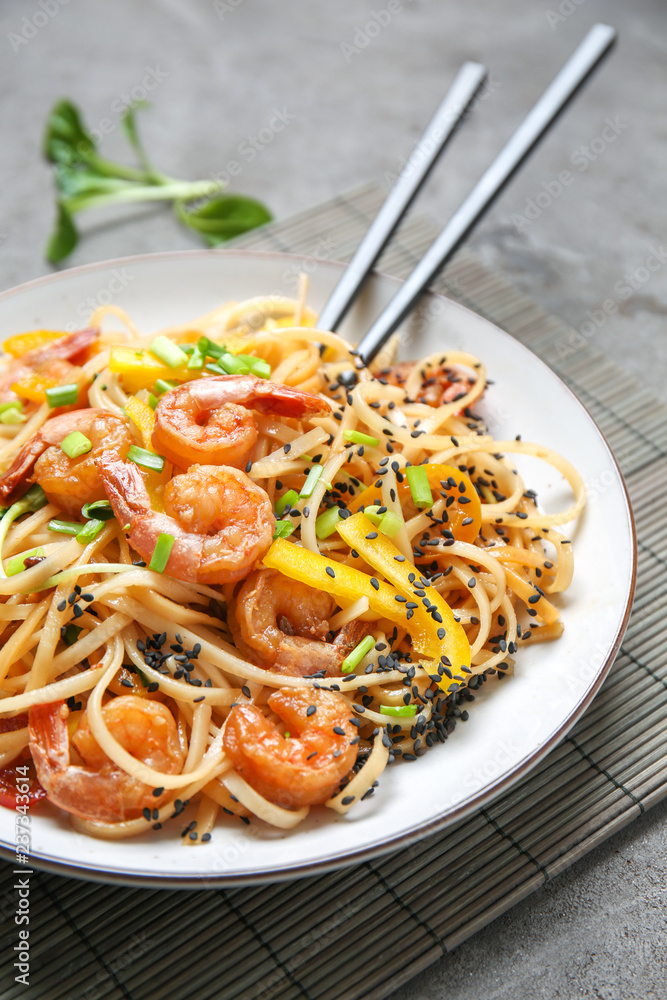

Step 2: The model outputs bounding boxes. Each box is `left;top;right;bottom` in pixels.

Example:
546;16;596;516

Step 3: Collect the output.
0;248;637;887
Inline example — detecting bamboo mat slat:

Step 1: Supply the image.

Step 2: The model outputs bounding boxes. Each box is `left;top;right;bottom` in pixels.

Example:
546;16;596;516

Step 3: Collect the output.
1;182;665;1000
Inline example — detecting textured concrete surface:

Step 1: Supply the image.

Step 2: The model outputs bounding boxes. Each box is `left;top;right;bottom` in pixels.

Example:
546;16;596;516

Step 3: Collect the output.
1;1;666;998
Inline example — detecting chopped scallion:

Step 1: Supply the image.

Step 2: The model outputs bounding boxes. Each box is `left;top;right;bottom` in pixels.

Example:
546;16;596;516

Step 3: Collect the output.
0;400;23;415
46;383;79;408
299;465;324;498
0;401;25;425
5;546;45;576
275;489;300;516
236;354;271;379
61;624;83;646
76;519;106;545
81;500;115;521
380;704;417;717
343;430;380;448
362;505;383;527
147;392;159;410
378;511;403;538
341;635;376;674
406;465;433;509
60;431;92;458
217;352;250;375
187;343;206;370
315;506;343;539
48;519;81;536
273;520;296;540
198;336;225;359
149;532;175;573
149;336;189;369
0;407;25;425
153;379;178;396
127;445;166;473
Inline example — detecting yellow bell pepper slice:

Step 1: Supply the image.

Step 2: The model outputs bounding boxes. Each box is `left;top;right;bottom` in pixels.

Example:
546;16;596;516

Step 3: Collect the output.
124;395;156;450
337;512;471;688
2;329;68;358
123;395;171;512
348;464;481;544
263;538;438;658
11;372;58;403
109;346;194;394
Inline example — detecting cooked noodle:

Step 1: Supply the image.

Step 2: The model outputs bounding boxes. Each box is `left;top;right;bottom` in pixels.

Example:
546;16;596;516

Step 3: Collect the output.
0;289;584;843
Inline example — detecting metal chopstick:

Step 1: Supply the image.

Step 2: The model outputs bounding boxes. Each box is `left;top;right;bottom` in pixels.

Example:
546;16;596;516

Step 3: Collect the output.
316;61;488;333
352;22;616;368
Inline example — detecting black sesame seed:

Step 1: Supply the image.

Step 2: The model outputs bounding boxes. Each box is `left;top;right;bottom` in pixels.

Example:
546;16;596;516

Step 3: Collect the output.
325;566;335;578
306;705;317;717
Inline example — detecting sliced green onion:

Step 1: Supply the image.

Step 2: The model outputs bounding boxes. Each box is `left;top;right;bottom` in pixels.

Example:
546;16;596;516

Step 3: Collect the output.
5;546;45;576
380;704;418;717
343;430;380;448
217;352;250;376
149;336;189;370
236;354;271;379
0;401;25;425
46;383;79;408
362;505;383;527
0;408;26;425
275;489;300;516
341;635;376;674
147;392;159;411
127;446;166;473
187;343;206;370
48;519;81;536
60;431;92;458
406;465;433;509
178;344;195;355
273;520;296;540
204;362;224;375
81;500;115;521
153;378;178;396
198;336;225;360
315;506;344;539
378;511;403;538
149;532;175;573
61;624;83;646
0;400;23;415
76;519;106;545
299;465;324;499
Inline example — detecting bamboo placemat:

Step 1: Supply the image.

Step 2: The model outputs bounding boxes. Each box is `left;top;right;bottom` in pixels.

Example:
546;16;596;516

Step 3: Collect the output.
2;183;665;1000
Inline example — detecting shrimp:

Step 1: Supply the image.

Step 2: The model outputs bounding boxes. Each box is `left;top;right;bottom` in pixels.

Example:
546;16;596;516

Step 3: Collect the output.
378;361;475;406
98;456;275;585
232;568;370;677
0;327;100;405
223;687;358;808
0;409;133;515
28;696;186;823
152;374;331;470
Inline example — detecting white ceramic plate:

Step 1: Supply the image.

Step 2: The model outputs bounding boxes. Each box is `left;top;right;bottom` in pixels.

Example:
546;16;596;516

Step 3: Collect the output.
0;251;635;886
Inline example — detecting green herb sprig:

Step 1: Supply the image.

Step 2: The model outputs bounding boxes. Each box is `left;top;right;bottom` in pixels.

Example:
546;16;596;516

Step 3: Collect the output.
44;100;272;263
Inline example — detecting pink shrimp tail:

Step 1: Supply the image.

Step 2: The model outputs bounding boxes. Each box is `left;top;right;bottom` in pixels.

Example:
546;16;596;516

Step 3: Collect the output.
0;436;48;504
23;327;100;366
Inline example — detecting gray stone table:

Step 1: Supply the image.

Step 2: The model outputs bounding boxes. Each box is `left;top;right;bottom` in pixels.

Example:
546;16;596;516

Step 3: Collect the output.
1;1;665;998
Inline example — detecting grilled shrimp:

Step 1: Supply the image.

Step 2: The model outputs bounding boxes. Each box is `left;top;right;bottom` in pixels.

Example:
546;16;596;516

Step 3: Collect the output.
28;697;185;823
152;374;331;470
223;687;358;808
0;409;133;514
0;327;99;405
378;361;475;406
98;456;275;585
233;568;369;677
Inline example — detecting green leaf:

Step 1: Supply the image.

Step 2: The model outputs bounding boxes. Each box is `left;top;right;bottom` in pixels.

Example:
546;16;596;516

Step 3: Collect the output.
46;202;79;263
177;194;272;243
44;99;96;165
